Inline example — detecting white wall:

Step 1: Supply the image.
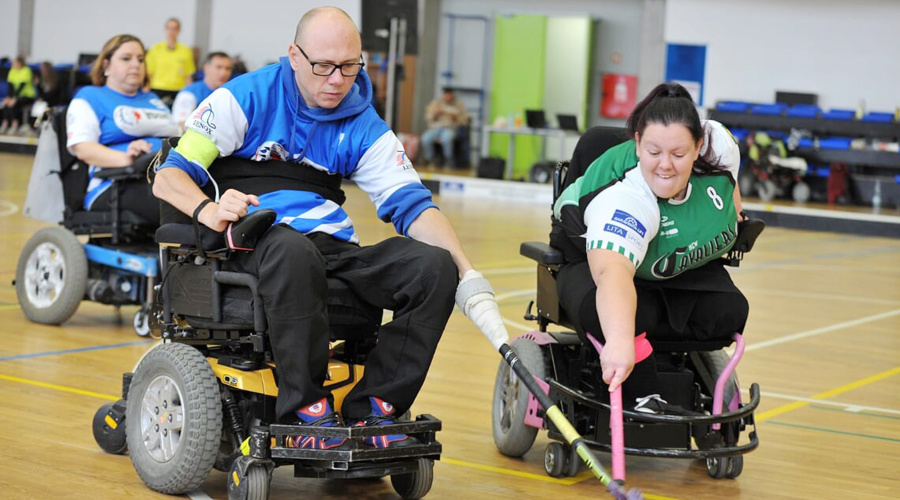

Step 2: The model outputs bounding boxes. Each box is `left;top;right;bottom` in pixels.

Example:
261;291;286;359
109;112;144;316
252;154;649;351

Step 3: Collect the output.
208;0;360;71
31;0;196;64
665;0;900;111
0;0;21;59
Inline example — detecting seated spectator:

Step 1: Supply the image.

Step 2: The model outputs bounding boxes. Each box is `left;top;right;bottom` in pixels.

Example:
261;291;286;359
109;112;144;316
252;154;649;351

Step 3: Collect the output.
420;88;468;167
36;61;68;108
171;52;233;131
1;55;37;135
66;34;179;225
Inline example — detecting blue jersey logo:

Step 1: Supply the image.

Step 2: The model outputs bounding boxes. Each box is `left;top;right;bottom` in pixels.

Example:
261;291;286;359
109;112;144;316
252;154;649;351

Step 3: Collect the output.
603;223;627;238
612;210;646;237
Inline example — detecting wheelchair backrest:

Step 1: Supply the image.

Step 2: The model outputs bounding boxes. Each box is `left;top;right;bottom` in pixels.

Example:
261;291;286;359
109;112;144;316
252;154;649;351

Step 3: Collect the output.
554;126;629;201
49;105;92;217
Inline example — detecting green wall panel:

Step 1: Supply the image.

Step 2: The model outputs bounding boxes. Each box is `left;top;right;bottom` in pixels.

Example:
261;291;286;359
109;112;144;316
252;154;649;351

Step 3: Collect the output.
490;15;546;179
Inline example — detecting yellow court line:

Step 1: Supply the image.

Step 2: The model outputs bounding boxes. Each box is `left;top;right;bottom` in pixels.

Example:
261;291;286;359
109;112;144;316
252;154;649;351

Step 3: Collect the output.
756;366;900;421
0;373;119;401
0;304;22;311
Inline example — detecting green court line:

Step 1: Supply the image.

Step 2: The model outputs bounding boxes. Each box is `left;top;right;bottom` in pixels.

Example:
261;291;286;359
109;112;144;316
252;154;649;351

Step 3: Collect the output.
767;420;900;443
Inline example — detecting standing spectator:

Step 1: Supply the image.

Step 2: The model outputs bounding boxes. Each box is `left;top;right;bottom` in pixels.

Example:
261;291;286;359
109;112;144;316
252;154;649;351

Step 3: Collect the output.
145;17;196;107
420;88;468;167
1;56;37;135
171;52;233;131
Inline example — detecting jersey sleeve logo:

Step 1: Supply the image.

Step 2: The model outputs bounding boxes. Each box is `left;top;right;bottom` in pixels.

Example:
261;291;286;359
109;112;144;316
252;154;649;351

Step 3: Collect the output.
611;209;646;237
190;104;217;135
603;223;627;238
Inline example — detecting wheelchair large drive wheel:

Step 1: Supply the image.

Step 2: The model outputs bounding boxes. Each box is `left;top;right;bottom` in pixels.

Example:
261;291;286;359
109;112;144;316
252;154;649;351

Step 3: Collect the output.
126;342;222;494
15;227;87;325
390;458;433;500
691;350;739;411
492;337;545;457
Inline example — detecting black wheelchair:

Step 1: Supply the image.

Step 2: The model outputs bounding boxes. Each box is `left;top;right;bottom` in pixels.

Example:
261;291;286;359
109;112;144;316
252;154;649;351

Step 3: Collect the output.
15;106;159;335
491;127;763;481
92;158;442;500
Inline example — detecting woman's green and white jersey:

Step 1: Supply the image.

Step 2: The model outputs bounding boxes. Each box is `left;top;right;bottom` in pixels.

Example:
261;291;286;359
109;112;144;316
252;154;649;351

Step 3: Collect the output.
553;120;740;281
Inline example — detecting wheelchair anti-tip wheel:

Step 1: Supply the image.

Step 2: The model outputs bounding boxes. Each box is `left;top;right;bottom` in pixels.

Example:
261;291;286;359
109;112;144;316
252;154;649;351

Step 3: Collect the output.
390;457;434;500
492;337;546;457
133;307;151;337
92;400;128;455
126;342;222;494
544;441;569;478
227;456;271;500
15;226;88;325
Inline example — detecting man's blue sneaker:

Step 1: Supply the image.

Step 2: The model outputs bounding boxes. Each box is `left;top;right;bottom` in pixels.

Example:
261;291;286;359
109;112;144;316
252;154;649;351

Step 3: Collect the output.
286;398;349;450
354;397;418;449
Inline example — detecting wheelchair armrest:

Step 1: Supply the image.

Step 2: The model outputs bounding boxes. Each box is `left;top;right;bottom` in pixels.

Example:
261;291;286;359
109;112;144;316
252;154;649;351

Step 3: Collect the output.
156;223;226;251
225;209;277;251
520;241;565;266
723;218;765;266
92;152;156;180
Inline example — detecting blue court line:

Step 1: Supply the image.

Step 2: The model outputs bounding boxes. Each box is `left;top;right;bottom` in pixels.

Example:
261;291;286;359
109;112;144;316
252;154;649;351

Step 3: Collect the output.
0;339;154;362
767;420;900;443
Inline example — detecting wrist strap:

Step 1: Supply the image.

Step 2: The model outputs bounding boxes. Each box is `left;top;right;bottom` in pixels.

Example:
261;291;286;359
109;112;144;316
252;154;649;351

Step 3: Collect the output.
192;199;213;258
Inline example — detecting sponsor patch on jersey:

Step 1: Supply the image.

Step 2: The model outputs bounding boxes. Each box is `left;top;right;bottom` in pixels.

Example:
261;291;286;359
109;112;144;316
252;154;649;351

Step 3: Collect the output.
626;231;643;249
254;141;289;161
612;210;646;237
603;223;627;238
396;150;412;170
189;104;217;135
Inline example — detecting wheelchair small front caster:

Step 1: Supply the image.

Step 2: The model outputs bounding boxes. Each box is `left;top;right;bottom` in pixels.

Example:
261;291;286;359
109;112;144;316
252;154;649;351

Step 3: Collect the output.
133;308;150;337
544;441;569;478
92;399;128;454
227;455;272;500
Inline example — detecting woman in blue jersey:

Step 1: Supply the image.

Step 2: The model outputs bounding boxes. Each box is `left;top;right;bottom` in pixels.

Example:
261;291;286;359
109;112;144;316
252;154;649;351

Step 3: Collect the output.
66;34;179;224
552;82;747;414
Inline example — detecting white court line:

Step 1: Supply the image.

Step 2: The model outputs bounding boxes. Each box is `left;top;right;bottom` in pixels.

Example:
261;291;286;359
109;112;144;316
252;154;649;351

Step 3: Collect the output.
187;491;214;500
755;390;900;416
746;308;900;351
0;200;18;217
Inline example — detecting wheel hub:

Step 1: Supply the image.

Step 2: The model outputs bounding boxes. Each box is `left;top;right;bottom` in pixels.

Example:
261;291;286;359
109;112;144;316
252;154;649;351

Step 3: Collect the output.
140;375;186;462
24;242;66;308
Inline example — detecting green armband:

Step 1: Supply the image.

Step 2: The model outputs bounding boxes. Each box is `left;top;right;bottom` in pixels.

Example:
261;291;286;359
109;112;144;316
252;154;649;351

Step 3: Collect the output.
175;129;220;169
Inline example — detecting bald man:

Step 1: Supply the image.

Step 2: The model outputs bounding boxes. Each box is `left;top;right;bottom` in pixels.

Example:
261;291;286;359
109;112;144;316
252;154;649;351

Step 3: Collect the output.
153;7;504;450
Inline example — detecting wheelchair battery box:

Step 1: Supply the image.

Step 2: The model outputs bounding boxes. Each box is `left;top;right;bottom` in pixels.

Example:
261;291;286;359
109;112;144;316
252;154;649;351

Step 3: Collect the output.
165;261;214;319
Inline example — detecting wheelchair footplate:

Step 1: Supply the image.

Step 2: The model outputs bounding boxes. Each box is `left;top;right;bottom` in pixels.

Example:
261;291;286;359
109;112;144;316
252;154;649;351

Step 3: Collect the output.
265;414;442;478
547;380;760;460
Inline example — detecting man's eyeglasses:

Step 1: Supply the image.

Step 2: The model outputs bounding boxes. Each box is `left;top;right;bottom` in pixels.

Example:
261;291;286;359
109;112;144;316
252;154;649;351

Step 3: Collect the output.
295;45;365;77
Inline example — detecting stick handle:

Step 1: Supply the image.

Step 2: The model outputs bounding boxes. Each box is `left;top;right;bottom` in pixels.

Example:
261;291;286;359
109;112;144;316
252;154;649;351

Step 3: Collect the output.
500;344;614;486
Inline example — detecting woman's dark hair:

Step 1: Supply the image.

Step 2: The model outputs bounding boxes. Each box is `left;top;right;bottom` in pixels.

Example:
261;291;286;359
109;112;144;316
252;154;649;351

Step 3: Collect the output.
91;34;145;86
625;82;723;174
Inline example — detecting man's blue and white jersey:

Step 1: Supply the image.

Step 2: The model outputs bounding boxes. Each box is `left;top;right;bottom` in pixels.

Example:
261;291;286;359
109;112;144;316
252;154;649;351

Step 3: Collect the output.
66;86;178;209
172;80;213;128
159;57;435;244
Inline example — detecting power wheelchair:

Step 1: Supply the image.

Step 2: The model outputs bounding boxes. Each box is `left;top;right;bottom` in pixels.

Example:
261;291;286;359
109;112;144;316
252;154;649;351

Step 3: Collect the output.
491;127;763;482
91;157;441;500
15;105;159;335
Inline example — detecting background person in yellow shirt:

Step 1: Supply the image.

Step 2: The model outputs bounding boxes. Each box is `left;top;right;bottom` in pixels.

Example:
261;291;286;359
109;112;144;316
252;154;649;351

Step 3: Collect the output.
1;55;37;135
145;17;196;107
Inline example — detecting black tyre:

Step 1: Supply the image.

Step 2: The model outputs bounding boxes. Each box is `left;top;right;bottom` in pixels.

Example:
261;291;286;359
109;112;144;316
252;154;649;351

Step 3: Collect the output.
92;400;128;455
492;338;546;457
726;454;744;478
529;162;554;184
15;227;87;325
390;458;433;500
692;350;740;412
543;441;568;478
126;343;222;494
227;456;271;500
706;456;729;479
133;308;151;337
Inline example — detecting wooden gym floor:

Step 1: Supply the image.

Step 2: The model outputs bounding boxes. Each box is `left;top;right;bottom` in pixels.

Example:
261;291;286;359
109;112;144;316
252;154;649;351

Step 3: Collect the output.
0;151;898;500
